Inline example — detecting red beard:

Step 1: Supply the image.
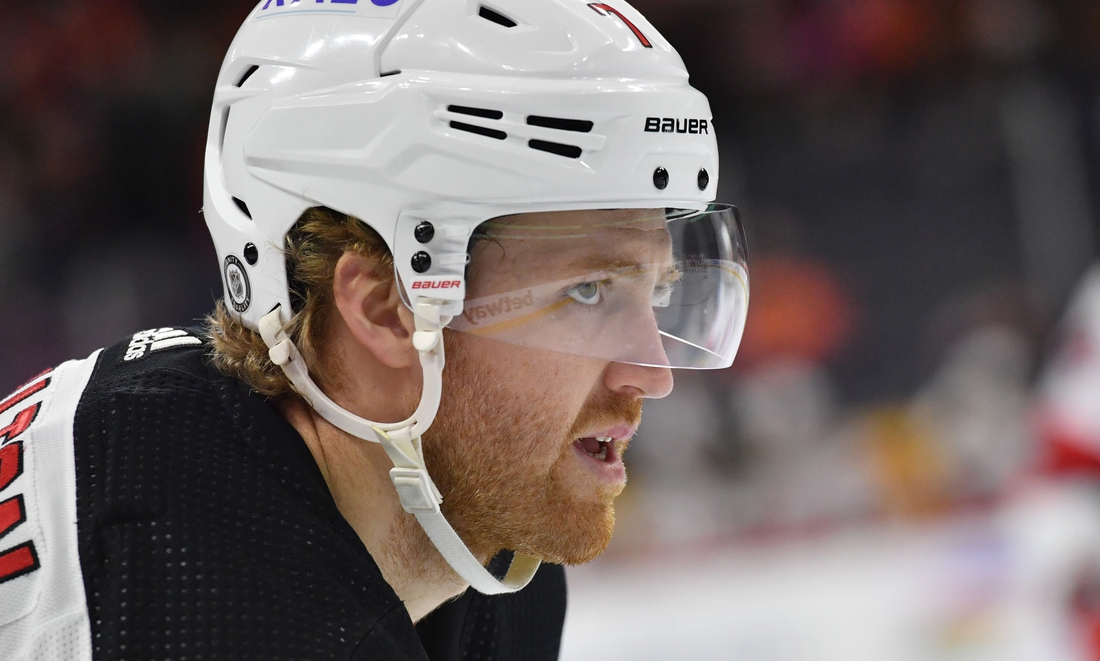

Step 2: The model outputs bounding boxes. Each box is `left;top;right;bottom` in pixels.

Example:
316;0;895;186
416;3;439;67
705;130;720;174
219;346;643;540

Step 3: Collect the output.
422;331;641;565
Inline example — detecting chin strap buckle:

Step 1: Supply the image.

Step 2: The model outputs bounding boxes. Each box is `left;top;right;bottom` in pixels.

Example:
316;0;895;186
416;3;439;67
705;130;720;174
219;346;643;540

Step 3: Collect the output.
374;425;444;516
390;467;443;514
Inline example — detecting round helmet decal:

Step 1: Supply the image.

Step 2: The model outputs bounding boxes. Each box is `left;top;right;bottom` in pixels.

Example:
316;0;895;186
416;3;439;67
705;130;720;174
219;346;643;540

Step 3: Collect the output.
224;255;252;313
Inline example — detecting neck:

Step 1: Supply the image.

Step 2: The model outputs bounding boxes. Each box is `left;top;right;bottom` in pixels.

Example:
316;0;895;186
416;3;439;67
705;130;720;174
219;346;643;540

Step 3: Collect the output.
278;397;469;623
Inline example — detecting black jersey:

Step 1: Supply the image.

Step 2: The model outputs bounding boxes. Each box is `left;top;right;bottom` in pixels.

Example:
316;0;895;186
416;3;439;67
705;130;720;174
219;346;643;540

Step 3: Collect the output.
0;327;565;660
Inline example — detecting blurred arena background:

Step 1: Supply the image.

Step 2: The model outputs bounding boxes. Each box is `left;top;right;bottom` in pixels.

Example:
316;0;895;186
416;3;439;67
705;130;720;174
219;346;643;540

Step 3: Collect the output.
5;0;1100;658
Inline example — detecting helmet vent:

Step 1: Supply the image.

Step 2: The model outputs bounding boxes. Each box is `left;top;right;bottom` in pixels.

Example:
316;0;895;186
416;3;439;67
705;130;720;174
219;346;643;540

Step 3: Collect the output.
219;107;231;151
529;139;582;159
479;6;517;28
527;116;594;133
236;65;260;87
448;105;504;120
451;121;507;141
233;197;253;220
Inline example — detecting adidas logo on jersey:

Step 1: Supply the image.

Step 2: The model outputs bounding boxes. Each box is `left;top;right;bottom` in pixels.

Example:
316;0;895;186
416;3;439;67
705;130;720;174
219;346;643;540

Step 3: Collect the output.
123;328;202;362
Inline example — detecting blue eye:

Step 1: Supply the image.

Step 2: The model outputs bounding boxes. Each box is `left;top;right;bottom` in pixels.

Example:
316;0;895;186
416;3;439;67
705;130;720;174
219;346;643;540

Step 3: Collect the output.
566;281;603;305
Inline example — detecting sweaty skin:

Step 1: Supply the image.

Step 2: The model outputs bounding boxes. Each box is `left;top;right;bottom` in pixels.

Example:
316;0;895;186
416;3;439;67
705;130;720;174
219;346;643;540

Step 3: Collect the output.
280;209;674;622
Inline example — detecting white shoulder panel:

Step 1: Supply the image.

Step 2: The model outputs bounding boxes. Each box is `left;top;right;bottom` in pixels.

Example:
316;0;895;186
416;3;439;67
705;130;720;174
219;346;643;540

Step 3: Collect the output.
0;352;99;661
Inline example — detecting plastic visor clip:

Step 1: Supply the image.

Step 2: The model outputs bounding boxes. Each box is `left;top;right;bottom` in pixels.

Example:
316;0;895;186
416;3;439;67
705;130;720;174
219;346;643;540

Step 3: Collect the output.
413;330;440;353
390;467;442;514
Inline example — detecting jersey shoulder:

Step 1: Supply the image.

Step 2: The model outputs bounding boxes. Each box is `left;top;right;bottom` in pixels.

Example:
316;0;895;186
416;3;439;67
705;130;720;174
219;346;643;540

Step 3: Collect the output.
71;327;421;660
89;326;209;388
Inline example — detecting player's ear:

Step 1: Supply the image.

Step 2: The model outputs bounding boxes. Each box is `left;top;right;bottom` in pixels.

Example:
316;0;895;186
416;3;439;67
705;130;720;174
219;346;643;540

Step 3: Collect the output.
332;252;418;369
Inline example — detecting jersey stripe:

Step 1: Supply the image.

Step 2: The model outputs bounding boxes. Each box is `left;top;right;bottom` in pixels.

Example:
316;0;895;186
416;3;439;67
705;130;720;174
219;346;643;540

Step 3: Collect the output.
0;542;39;585
149;336;203;352
0;379;50;417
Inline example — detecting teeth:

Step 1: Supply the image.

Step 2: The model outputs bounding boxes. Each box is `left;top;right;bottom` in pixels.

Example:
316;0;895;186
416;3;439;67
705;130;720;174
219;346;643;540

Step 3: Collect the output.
580;437;613;461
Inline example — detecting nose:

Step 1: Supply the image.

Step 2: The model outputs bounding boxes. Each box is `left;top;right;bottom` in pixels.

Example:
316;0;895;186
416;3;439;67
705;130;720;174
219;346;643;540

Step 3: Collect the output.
602;361;674;399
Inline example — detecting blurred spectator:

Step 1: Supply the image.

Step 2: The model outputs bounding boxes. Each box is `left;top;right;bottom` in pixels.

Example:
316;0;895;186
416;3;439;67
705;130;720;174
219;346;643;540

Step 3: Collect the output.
0;0;249;391
1035;266;1100;474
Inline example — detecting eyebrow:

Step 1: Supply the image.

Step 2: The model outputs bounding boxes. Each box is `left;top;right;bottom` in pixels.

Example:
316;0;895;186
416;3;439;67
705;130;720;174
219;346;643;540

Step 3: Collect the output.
568;256;682;284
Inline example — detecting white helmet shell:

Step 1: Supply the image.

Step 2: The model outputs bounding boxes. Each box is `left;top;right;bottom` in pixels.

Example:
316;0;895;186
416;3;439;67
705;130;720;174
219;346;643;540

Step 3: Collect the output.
203;0;719;327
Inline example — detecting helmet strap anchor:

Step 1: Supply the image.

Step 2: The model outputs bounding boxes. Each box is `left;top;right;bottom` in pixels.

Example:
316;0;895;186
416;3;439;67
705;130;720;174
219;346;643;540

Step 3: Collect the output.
257;304;540;594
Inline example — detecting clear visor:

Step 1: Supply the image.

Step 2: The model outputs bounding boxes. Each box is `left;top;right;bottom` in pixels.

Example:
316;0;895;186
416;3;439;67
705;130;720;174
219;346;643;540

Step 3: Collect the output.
446;204;748;369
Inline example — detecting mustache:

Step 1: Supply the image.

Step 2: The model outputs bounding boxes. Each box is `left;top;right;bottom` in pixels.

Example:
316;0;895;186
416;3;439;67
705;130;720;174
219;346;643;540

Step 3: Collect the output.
568;392;643;440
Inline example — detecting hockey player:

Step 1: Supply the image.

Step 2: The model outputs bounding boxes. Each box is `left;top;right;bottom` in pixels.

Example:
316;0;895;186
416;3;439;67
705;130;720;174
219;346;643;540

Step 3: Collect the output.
0;1;748;659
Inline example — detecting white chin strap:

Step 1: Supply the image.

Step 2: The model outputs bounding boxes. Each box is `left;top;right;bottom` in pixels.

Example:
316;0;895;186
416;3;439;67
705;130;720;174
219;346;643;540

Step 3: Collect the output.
258;300;540;595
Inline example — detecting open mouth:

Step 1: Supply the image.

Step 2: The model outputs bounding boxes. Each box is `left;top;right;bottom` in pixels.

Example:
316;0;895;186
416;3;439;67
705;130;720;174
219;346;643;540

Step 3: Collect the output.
575;435;614;462
571;426;632;482
571;424;634;481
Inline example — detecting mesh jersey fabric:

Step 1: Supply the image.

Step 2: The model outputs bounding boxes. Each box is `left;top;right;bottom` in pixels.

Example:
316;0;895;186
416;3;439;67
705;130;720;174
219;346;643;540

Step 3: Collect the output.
70;328;566;661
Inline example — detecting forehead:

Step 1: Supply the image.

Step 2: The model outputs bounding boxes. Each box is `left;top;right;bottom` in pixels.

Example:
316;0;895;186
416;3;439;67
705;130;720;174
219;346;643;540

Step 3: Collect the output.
468;209;672;280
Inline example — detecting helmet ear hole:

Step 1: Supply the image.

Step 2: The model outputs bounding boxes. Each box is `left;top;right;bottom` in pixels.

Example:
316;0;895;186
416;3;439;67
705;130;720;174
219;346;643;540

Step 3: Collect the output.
478;5;517;28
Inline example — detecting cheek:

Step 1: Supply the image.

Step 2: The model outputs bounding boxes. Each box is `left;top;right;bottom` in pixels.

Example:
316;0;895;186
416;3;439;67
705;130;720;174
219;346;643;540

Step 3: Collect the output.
450;337;602;459
535;355;612;431
457;334;598;406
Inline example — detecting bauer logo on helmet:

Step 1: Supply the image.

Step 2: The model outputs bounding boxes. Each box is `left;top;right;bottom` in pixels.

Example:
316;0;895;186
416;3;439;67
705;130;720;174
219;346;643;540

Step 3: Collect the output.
411;280;462;290
644;117;711;134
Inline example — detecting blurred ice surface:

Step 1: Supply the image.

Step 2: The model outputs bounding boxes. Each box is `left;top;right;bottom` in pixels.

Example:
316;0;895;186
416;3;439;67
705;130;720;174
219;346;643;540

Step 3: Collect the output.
563;483;1100;661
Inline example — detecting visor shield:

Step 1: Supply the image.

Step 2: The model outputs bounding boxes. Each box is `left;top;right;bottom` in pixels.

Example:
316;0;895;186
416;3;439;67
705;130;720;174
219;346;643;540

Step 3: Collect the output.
446;204;748;369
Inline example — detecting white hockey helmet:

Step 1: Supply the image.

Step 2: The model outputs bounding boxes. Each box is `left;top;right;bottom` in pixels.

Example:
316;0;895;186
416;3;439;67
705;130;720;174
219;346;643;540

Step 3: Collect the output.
203;0;748;594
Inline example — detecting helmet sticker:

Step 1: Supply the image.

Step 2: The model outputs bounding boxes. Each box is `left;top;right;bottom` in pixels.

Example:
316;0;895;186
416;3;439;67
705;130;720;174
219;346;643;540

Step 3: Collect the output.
256;0;403;20
588;3;652;49
224;255;253;314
